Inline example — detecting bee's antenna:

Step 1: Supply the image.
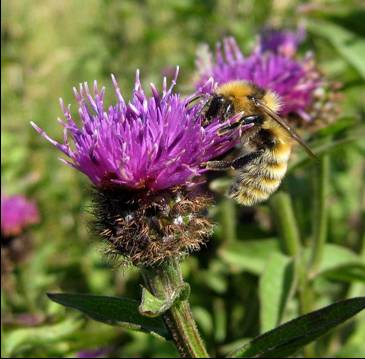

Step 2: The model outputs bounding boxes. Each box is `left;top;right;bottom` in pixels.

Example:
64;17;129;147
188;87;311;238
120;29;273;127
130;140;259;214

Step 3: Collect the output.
185;94;204;108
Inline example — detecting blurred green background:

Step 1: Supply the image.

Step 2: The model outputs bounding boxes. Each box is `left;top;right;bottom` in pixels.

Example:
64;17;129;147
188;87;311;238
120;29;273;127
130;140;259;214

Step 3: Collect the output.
1;0;365;357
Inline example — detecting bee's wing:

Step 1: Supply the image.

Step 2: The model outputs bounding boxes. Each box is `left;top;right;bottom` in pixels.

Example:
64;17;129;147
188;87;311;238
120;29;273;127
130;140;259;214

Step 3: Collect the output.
256;100;318;160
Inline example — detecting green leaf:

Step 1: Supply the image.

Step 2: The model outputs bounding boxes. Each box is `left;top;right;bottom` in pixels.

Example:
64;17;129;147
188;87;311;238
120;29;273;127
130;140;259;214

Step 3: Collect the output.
259;253;296;333
47;293;170;339
219;239;280;275
3;318;82;357
324;265;365;283
303;244;365;282
139;283;190;317
308;20;365;79
229;297;365;358
289;133;363;172
314;244;365;279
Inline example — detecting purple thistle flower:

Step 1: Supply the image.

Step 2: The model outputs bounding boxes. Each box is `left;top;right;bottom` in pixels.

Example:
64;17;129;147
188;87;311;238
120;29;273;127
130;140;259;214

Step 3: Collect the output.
196;34;322;121
32;68;245;191
255;26;306;57
31;69;254;265
1;195;39;237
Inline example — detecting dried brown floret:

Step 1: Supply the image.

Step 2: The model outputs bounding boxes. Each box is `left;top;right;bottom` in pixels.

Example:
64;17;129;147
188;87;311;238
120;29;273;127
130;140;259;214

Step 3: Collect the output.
91;186;213;266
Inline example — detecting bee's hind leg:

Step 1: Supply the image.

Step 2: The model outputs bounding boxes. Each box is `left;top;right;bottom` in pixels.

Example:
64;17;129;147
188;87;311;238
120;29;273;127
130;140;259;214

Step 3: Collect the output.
204;150;263;171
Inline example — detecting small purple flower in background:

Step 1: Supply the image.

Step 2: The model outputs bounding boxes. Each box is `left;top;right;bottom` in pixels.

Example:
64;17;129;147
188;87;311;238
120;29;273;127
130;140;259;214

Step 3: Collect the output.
255;26;306;57
32;68;241;191
1;194;39;287
32;68;250;265
195;29;336;124
1;195;39;237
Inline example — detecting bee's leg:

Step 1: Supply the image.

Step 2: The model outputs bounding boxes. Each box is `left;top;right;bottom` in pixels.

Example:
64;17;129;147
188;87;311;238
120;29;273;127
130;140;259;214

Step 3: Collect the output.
240;114;264;125
205;151;263;171
204;160;237;171
218;114;263;135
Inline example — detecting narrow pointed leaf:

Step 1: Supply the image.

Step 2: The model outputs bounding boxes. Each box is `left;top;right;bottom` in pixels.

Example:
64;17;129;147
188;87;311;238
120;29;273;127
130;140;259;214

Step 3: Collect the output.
307;244;365;281
229;297;365;358
324;265;365;283
47;293;170;339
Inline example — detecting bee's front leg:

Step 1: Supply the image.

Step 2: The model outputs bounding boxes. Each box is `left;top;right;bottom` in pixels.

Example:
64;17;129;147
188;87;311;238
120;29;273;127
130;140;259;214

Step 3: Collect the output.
204;160;236;171
218;114;264;135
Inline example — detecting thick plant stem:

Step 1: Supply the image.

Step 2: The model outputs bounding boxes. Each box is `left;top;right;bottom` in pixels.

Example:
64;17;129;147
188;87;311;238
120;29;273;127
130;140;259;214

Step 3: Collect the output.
142;259;209;358
310;155;330;274
270;191;301;257
270;191;304;310
271;191;316;357
270;190;312;315
301;155;330;358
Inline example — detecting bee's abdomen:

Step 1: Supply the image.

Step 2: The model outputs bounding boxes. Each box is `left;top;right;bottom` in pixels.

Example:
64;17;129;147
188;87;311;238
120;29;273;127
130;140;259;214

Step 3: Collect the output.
229;144;291;206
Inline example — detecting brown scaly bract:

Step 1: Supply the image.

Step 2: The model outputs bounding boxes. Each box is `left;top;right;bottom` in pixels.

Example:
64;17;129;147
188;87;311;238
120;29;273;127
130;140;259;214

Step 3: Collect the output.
92;187;213;266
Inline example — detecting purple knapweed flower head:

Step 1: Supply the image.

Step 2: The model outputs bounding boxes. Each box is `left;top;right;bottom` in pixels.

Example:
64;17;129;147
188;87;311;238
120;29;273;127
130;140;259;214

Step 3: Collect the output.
195;32;323;122
32;68;242;192
32;69;250;266
1;195;39;237
255;26;306;57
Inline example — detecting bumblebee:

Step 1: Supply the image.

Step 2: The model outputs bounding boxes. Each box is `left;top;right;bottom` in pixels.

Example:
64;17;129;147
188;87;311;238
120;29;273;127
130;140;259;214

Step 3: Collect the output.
202;80;316;206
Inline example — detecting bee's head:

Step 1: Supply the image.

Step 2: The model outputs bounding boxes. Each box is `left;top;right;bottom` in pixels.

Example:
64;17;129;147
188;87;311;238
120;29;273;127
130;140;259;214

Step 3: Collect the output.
213;81;281;115
202;81;282;129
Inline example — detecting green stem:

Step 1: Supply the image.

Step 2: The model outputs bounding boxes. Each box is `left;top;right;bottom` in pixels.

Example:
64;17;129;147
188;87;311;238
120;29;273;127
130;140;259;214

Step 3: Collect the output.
270;192;310;313
142;259;209;358
270;191;316;356
298;262;314;316
270;191;301;257
301;155;330;357
310;155;330;274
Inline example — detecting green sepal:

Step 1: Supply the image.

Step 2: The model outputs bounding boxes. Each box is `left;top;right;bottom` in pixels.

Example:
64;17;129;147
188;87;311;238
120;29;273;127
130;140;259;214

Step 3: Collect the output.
139;283;190;317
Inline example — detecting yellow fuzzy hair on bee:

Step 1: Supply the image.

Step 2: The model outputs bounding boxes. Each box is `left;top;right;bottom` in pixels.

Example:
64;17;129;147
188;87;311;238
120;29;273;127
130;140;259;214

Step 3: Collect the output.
204;80;315;206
